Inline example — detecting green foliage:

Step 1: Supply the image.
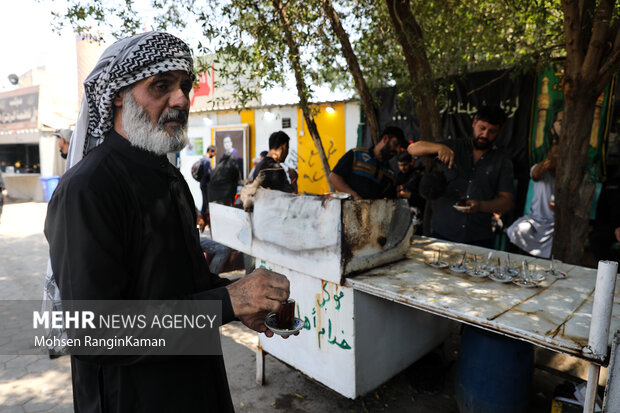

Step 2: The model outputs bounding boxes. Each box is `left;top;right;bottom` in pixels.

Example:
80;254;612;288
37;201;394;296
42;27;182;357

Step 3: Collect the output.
52;0;566;108
323;0;565;95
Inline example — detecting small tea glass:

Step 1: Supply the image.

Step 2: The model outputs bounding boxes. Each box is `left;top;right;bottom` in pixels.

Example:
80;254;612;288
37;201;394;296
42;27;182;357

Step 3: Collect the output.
550;256;561;276
521;261;532;283
491;257;506;278
277;299;296;330
468;254;482;276
547;255;566;278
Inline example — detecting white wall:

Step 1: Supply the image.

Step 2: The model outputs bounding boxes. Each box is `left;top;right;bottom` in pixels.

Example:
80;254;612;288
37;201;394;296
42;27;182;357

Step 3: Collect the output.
217;111;242;125
345;102;360;151
182;115;214;209
254;107;298;169
39;135;57;177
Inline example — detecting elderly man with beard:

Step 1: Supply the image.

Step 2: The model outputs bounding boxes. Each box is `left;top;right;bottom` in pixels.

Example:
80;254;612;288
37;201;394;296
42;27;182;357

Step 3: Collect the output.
44;32;290;412
329;126;407;200
408;106;514;248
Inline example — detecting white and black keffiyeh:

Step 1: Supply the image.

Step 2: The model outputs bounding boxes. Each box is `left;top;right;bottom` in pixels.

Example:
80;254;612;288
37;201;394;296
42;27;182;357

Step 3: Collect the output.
66;31;195;167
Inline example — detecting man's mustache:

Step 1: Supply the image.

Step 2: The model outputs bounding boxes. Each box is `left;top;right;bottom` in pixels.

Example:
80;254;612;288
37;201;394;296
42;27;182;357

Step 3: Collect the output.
159;109;188;126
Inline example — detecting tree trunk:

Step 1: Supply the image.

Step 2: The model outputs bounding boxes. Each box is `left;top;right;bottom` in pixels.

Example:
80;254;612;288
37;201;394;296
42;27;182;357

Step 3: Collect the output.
553;0;620;264
384;0;443;141
272;0;333;191
385;0;443;235
323;0;381;145
552;93;597;264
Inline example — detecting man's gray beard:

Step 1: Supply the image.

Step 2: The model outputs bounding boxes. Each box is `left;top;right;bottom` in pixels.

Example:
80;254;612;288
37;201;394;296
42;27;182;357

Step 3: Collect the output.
122;91;188;155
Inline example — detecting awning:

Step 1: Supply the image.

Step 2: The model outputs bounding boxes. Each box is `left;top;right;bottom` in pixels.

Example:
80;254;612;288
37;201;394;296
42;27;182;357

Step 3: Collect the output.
0;129;40;144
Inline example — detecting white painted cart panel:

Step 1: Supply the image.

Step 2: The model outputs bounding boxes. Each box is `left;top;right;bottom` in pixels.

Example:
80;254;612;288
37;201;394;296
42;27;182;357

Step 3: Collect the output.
256;260;455;398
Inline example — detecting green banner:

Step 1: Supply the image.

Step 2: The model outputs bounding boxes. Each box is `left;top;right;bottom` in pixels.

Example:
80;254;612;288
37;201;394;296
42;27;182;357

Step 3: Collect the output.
529;63;612;181
187;137;204;156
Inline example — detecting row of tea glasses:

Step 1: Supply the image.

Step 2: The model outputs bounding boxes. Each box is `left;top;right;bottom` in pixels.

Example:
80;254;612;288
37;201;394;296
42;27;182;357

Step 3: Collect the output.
427;250;567;286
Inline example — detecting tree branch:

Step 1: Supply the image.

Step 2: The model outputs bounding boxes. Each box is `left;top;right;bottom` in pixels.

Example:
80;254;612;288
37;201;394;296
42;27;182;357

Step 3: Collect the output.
562;0;585;74
597;21;620;80
579;0;596;46
582;0;615;82
466;68;514;96
322;0;381;144
270;0;333;190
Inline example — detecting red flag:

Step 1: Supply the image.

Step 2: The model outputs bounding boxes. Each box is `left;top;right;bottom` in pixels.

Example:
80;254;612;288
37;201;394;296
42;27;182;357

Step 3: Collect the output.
191;62;215;106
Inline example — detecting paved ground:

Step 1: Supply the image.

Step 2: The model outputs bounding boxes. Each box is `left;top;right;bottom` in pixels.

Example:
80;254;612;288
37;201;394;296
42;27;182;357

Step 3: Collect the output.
0;201;574;412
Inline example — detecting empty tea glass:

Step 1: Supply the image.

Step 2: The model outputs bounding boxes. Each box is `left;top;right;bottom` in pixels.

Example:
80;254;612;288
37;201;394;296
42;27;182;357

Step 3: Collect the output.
549;255;563;277
483;251;493;270
521;261;531;283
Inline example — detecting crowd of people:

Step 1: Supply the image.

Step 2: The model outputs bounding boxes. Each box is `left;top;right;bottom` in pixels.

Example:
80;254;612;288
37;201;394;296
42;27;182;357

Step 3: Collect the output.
197;130;296;230
327;104;618;260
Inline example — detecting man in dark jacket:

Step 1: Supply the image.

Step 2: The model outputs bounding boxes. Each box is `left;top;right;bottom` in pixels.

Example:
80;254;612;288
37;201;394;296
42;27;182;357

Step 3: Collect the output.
44;32;290;413
396;152;425;211
253;131;294;193
200;145;216;216
208;150;241;205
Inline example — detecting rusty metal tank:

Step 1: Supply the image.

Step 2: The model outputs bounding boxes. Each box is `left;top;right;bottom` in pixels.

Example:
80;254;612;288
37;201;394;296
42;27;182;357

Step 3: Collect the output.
210;189;415;283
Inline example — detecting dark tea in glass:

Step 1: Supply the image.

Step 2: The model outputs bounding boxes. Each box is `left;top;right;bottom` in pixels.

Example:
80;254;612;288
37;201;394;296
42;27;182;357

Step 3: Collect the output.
277;299;295;329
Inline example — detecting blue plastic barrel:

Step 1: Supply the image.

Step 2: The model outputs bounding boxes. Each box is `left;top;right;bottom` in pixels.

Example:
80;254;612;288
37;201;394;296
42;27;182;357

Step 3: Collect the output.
40;176;61;202
455;325;534;413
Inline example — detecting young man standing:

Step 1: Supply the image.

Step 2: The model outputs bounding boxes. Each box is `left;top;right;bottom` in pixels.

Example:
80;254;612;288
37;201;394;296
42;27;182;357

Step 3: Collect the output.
200;144;216;217
329;126;407;200
396;152;426;221
253;131;294;193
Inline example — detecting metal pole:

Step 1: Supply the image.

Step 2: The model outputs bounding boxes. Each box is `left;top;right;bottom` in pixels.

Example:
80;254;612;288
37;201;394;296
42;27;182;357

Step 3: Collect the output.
583;260;618;413
584;364;601;413
602;330;620;413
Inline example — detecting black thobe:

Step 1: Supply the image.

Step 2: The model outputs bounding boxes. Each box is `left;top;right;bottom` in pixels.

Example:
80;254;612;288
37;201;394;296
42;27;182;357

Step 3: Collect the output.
200;156;213;215
44;131;236;413
207;154;239;204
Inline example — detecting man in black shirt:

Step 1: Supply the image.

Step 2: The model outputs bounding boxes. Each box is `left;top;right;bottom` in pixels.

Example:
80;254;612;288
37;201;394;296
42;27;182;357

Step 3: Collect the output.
199;144;216;216
408;106;514;247
396;151;425;215
253;130;294;193
44;32;290;413
329;126;407;199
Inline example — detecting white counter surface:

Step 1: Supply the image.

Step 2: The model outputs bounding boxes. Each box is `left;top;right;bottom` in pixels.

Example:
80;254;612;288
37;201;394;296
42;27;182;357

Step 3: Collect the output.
346;236;620;365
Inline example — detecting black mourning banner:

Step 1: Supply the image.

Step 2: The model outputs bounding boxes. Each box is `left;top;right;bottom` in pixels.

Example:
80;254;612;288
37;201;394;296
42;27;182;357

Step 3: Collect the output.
366;69;535;212
366;69;534;179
